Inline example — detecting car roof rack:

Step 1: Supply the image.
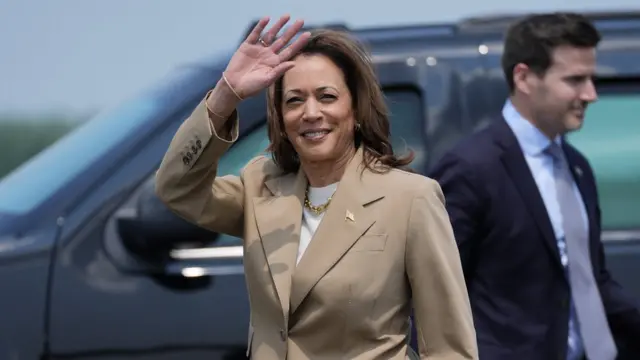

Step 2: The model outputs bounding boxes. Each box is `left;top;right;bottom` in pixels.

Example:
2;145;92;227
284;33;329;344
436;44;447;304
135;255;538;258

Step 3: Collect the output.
457;9;640;33
239;10;640;45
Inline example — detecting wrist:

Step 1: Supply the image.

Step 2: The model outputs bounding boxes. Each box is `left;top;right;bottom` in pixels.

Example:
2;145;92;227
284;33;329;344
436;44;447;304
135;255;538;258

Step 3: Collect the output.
205;79;241;118
221;72;244;101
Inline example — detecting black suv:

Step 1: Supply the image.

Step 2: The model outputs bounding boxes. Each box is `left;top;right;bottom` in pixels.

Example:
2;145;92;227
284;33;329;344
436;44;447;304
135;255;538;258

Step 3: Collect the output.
0;11;639;360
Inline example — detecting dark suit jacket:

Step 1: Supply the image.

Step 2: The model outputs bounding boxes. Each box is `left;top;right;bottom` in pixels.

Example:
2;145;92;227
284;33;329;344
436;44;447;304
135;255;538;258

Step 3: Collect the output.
428;116;640;360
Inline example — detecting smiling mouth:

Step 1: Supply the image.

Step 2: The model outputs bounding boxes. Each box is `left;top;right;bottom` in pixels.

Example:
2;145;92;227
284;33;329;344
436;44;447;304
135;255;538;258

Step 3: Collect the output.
301;129;331;140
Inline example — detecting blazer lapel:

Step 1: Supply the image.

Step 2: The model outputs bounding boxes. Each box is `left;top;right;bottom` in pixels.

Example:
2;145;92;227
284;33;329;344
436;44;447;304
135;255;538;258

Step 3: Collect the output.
253;168;307;320
289;147;384;315
492;118;564;270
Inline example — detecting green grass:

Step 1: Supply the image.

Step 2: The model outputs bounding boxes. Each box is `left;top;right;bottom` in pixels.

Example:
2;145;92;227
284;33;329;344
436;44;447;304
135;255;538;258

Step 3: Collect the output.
0;116;86;179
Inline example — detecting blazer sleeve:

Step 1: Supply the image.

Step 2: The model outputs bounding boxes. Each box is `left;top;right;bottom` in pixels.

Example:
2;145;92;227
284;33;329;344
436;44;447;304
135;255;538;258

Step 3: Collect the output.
428;153;486;276
154;96;245;238
406;179;479;360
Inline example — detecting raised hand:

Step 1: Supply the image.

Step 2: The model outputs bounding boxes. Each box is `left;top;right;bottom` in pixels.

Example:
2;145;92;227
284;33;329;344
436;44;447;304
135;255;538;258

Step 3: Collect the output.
223;15;311;100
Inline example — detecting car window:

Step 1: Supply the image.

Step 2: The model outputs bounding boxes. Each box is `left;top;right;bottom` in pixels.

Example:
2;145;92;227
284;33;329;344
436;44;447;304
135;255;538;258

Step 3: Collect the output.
217;126;271;178
566;90;640;231
386;88;427;173
212;88;426;247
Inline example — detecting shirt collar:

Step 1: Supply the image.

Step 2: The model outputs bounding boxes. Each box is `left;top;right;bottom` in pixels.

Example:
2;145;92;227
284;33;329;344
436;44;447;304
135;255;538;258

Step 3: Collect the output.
501;99;562;156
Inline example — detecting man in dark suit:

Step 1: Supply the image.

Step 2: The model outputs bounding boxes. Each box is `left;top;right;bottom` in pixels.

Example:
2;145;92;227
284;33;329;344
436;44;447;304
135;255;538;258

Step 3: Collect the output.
429;12;640;360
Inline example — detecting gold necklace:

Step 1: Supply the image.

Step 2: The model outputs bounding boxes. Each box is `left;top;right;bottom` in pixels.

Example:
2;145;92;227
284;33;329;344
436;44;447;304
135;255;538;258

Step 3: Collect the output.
304;188;334;215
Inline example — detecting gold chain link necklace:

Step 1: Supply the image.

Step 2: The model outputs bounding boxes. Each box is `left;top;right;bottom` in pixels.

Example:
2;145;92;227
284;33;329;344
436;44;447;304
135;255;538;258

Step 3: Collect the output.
303;187;334;215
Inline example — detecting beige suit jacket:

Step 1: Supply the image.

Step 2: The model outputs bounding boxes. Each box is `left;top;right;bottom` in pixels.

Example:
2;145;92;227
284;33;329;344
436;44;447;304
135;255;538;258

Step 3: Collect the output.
155;97;478;360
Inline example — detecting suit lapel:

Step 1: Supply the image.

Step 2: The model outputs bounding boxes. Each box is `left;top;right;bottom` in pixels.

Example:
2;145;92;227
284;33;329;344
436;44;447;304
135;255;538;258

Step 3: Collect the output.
289;147;383;315
492;118;563;269
253;168;307;320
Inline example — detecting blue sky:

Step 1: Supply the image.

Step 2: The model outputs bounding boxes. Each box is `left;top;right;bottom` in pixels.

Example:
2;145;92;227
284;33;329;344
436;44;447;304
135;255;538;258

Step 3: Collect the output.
1;0;636;115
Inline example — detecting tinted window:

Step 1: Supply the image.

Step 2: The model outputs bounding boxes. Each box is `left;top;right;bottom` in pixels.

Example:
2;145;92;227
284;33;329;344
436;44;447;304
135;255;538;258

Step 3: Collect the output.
566;89;640;231
386;89;426;173
217;126;270;178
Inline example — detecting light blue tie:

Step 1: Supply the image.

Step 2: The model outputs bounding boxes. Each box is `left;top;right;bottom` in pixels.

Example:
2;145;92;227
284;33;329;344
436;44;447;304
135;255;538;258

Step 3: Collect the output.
547;143;617;360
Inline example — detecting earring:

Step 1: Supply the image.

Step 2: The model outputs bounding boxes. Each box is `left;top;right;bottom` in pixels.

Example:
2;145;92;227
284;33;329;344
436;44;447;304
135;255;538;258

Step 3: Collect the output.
355;123;361;130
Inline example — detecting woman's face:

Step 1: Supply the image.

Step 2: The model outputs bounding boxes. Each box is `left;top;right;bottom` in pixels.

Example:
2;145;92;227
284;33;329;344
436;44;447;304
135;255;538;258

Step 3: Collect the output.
280;54;356;165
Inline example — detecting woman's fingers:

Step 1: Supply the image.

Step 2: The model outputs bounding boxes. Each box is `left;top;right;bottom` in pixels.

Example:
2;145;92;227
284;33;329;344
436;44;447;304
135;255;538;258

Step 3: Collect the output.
237;14;308;87
261;14;291;45
278;31;311;62
271;19;305;54
269;61;296;83
246;17;270;44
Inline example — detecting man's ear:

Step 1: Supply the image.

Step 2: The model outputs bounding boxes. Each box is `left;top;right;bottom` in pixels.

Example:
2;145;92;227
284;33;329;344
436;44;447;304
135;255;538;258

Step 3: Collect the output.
513;63;537;95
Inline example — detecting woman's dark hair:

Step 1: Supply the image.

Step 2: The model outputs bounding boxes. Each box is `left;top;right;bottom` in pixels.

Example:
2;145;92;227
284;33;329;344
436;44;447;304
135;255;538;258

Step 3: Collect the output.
502;12;601;93
266;29;414;174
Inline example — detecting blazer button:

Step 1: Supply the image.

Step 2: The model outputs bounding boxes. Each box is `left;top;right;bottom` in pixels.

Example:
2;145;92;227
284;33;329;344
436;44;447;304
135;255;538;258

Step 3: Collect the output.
191;145;198;154
279;329;286;341
182;156;190;165
196;139;202;148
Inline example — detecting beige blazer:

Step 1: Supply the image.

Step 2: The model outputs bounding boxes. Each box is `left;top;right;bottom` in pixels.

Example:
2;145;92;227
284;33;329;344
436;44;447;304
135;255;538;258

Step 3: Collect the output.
155;97;478;360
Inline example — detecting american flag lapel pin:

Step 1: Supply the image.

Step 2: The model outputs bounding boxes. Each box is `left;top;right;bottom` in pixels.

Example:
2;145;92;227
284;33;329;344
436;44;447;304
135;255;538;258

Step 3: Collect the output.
345;210;355;223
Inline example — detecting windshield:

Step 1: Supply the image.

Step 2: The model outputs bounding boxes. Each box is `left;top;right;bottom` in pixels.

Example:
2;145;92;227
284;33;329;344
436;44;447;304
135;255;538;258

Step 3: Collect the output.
0;68;208;214
0;82;422;216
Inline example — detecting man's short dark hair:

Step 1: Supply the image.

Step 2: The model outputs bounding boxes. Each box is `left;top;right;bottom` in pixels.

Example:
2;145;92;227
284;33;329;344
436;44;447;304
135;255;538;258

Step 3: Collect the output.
501;12;601;92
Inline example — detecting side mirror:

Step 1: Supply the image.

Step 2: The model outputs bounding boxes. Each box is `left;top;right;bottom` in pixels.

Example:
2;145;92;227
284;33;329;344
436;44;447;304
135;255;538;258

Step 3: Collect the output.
116;181;218;262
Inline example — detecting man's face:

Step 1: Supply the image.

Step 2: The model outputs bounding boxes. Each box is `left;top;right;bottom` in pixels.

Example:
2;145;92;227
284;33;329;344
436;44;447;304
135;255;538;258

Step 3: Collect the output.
522;45;598;138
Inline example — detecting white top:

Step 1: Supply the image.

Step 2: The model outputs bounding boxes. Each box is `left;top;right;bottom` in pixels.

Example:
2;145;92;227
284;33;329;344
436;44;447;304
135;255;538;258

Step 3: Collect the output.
297;182;338;265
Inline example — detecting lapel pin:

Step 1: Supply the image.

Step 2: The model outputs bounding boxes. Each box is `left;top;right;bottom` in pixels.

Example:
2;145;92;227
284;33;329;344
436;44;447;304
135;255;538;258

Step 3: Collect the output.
574;166;583;177
346;210;355;223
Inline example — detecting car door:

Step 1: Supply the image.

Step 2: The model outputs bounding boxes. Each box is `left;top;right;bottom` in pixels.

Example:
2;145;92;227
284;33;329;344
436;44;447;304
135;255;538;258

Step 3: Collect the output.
45;89;268;359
